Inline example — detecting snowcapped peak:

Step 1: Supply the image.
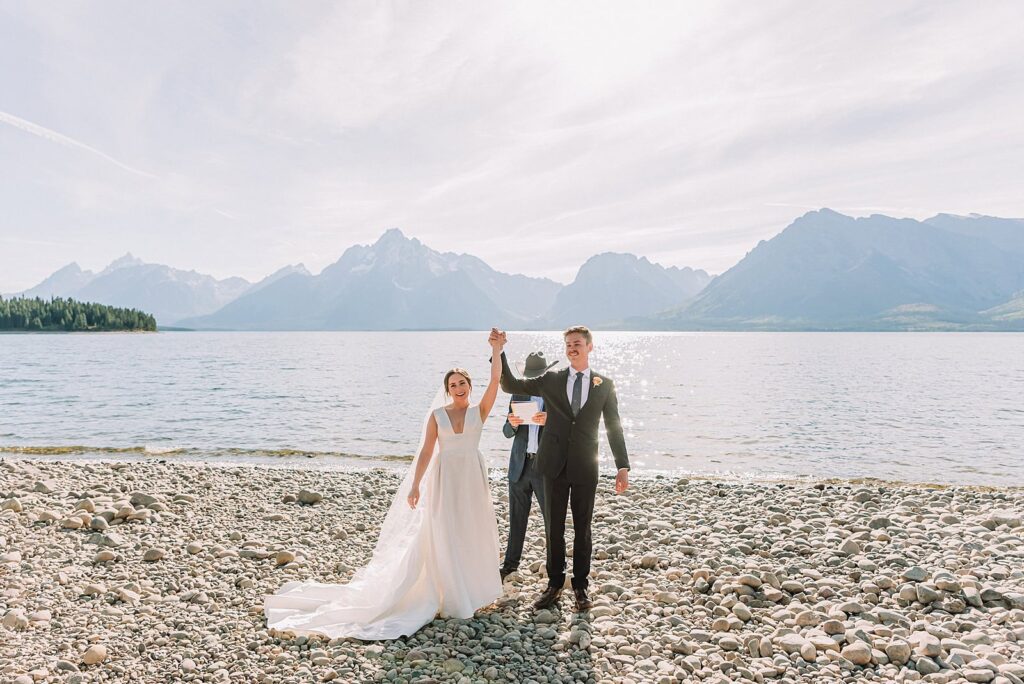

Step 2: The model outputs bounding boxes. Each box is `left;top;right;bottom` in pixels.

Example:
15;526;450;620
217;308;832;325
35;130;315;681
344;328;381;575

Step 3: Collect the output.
368;228;429;264
54;262;84;274
269;263;310;277
102;252;145;273
374;228;414;247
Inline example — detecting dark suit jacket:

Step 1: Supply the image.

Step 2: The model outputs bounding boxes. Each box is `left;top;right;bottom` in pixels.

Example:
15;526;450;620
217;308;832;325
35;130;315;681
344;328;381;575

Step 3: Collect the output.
499;353;629;486
503;394;546;482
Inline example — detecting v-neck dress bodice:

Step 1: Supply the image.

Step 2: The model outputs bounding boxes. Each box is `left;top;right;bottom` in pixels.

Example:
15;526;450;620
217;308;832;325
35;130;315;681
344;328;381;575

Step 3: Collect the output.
438;404;480;438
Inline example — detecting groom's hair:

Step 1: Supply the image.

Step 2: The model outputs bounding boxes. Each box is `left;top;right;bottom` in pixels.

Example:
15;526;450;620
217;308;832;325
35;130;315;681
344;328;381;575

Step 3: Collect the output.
443;368;472;395
563;325;592;344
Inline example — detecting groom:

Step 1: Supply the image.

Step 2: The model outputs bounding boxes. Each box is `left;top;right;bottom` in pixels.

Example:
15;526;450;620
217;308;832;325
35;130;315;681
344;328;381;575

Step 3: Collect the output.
492;326;629;612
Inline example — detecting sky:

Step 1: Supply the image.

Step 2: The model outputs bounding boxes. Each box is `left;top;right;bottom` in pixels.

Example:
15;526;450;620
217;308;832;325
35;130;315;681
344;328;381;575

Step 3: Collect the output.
2;1;1024;291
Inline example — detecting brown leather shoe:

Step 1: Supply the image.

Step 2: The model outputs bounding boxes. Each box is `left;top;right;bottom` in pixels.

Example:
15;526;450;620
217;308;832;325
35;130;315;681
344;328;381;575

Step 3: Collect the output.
573;587;592;612
533;586;563;610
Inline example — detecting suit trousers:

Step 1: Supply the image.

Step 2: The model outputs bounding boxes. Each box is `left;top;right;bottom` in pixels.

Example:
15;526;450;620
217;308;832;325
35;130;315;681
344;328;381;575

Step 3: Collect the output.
502;456;546;572
543;467;596;591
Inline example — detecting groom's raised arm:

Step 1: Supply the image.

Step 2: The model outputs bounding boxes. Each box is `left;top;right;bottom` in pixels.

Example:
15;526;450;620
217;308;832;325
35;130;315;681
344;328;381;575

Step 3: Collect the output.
602;379;629;472
498;352;543;396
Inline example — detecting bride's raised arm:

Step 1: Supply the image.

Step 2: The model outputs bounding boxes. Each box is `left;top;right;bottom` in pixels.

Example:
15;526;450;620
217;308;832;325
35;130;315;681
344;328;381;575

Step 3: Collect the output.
478;333;504;421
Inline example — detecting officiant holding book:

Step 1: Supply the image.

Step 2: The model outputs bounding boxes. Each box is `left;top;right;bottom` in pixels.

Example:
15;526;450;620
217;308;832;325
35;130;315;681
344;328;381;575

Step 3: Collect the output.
499;351;557;582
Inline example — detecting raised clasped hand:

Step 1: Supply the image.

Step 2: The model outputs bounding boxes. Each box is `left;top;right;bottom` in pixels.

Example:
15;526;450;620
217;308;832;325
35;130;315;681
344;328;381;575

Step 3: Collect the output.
531;411;547;426
488;328;507;348
508;412;524;427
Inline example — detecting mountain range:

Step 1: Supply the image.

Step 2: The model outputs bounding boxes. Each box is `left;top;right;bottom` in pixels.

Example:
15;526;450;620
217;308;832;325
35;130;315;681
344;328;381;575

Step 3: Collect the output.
647;209;1024;330
10;209;1024;330
18;254;256;325
12;229;710;329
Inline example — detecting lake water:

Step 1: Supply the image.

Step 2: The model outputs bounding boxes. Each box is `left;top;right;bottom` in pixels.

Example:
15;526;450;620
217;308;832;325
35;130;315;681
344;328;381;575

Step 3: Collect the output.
1;331;1022;486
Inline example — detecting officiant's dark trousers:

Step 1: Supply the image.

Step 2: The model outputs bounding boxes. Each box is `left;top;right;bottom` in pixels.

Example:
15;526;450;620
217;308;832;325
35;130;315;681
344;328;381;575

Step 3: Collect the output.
502;457;547;573
543;469;596;591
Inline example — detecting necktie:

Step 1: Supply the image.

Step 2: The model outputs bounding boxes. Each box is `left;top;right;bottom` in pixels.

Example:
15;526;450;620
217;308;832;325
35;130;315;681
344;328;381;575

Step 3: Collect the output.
571;372;583;416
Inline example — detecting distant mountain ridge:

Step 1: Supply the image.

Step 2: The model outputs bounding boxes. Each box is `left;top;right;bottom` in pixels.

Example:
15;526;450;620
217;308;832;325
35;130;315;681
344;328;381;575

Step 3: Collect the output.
16;209;1024;330
246;264;311;295
19;253;253;326
18;232;708;328
643;209;1024;330
546;252;710;327
20;262;96;299
179;229;565;330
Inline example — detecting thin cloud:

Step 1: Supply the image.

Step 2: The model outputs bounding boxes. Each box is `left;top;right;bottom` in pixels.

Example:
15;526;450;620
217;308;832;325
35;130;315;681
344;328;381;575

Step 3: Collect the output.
0;109;156;179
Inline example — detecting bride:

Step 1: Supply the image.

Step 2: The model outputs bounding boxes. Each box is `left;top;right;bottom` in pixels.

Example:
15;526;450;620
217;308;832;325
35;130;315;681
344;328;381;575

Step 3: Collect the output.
263;334;506;639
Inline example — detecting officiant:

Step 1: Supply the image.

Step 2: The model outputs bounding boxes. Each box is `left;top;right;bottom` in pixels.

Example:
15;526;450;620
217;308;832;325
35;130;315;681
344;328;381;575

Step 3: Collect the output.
499;350;557;582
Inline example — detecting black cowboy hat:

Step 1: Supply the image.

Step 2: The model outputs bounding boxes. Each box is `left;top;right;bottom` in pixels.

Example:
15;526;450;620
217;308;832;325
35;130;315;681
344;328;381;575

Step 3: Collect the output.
516;351;559;378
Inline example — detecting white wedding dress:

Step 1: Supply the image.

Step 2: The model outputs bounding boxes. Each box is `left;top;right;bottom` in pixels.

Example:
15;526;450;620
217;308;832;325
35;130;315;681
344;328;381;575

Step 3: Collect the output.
264;403;502;640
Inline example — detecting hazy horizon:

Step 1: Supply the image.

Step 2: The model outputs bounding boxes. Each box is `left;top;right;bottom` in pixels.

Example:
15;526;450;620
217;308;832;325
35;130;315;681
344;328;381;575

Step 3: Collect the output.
3;1;1024;292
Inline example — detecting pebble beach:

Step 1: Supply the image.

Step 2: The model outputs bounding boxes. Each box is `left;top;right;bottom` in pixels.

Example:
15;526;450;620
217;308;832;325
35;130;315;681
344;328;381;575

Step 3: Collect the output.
3;459;1024;684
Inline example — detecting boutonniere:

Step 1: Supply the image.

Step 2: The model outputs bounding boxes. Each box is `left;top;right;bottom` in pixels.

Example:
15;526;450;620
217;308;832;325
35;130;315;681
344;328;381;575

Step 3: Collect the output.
592;376;603;387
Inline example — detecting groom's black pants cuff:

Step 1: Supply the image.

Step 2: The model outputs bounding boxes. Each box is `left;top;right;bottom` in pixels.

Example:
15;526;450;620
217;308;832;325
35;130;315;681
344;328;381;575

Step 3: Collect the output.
543;471;595;591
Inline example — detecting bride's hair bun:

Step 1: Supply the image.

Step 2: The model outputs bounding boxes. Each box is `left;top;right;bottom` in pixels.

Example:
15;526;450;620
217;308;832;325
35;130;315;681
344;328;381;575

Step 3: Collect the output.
443;368;472;395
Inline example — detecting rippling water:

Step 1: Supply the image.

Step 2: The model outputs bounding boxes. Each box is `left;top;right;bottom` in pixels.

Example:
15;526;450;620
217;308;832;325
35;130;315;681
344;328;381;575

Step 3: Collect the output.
1;331;1022;485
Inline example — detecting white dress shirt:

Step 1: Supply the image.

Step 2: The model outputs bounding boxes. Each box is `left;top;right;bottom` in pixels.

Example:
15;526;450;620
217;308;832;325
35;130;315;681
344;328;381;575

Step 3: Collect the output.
527;395;544;454
566;366;591;411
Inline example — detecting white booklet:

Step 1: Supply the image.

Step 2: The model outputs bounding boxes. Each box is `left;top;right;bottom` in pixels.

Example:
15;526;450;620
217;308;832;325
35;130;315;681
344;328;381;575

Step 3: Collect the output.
511;401;539;420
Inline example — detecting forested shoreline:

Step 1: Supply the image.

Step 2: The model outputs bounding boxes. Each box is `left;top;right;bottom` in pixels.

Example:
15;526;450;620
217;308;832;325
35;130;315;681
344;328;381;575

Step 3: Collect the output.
0;296;156;332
